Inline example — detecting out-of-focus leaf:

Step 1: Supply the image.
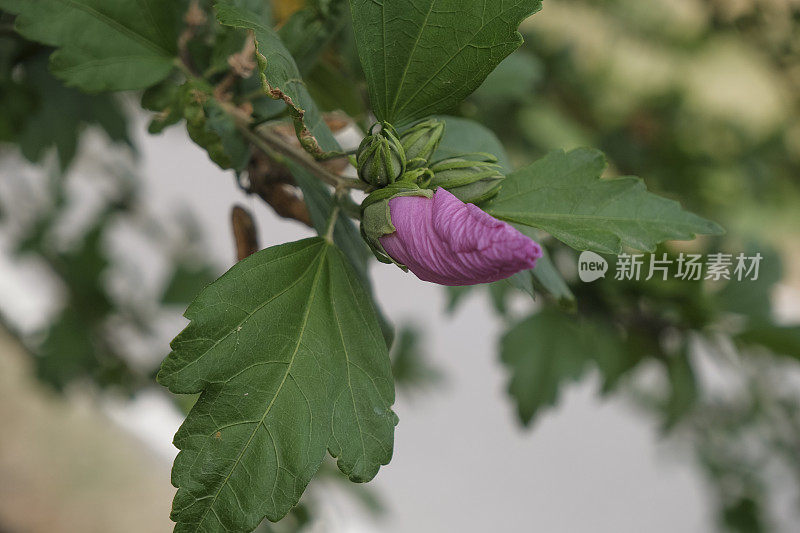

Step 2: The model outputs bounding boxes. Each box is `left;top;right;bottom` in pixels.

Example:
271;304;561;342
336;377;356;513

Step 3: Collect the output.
500;309;628;425
0;0;183;91
474;52;542;102
391;326;441;392
158;238;397;530
14;56;130;170
433;115;512;171
717;246;782;320
162;264;219;305
444;285;473;314
306;61;367;118
722;496;767;533
663;350;698;429
278;0;349;74
500;309;591;425
487;149;724;254
349;0;543;123
738;325;800;360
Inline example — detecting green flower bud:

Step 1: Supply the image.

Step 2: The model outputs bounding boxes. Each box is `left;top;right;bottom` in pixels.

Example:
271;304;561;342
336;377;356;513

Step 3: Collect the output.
400;119;445;164
356;123;406;188
360;180;433;265
429;155;505;205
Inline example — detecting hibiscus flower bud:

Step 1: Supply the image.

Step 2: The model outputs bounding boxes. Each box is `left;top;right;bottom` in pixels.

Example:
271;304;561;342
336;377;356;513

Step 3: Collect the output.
356;123;406;188
400;119;446;167
361;187;542;286
430;154;505;205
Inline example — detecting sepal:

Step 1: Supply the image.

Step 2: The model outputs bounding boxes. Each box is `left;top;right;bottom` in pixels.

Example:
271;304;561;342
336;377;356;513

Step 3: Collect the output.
430;154;505;205
360;180;434;266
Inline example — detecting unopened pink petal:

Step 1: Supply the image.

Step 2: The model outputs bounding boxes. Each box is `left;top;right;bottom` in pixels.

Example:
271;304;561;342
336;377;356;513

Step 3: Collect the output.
380;188;542;286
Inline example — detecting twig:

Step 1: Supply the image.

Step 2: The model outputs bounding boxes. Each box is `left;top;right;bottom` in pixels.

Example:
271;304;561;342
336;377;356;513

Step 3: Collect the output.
231;206;260;261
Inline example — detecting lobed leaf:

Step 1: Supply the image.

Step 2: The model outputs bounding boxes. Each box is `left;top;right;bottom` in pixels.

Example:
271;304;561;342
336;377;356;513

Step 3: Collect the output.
349;0;543;124
159;238;397;531
487;149;724;254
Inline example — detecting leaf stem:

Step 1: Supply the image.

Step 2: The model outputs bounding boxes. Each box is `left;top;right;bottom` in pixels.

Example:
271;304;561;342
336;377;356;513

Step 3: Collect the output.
324;206;341;243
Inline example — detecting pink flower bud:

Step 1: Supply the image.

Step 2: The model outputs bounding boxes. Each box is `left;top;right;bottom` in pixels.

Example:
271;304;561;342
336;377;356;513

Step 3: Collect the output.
380;188;542;286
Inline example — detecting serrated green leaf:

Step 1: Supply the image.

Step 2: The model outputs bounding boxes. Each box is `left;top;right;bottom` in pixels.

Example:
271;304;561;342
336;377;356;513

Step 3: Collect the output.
158;238;396;531
0;0;183;92
215;2;339;155
486;149;724;254
349;0;543;124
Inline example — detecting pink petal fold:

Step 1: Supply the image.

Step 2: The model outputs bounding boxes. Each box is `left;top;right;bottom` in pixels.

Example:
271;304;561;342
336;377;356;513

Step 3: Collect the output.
380;188;542;286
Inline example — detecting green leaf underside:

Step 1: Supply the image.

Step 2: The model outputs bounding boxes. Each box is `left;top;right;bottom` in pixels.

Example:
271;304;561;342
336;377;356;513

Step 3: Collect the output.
158;238;396;531
487;149;724;254
531;247;575;305
350;0;543;124
0;0;181;92
215;2;339;153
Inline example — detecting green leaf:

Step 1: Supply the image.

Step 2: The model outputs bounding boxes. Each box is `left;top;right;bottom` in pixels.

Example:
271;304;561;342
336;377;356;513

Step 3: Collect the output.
349;0;543;123
486;149;724;254
433;115;511;171
289;163;395;348
215;2;339;155
158;238;397;531
500;309;626;425
0;0;183;92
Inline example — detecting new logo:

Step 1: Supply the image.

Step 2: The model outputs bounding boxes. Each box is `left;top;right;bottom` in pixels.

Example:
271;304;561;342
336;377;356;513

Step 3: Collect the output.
578;251;608;282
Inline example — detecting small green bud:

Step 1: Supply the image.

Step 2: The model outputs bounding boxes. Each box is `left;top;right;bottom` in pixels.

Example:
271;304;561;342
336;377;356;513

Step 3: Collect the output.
430;155;505;205
356;123;406;188
400;119;445;164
